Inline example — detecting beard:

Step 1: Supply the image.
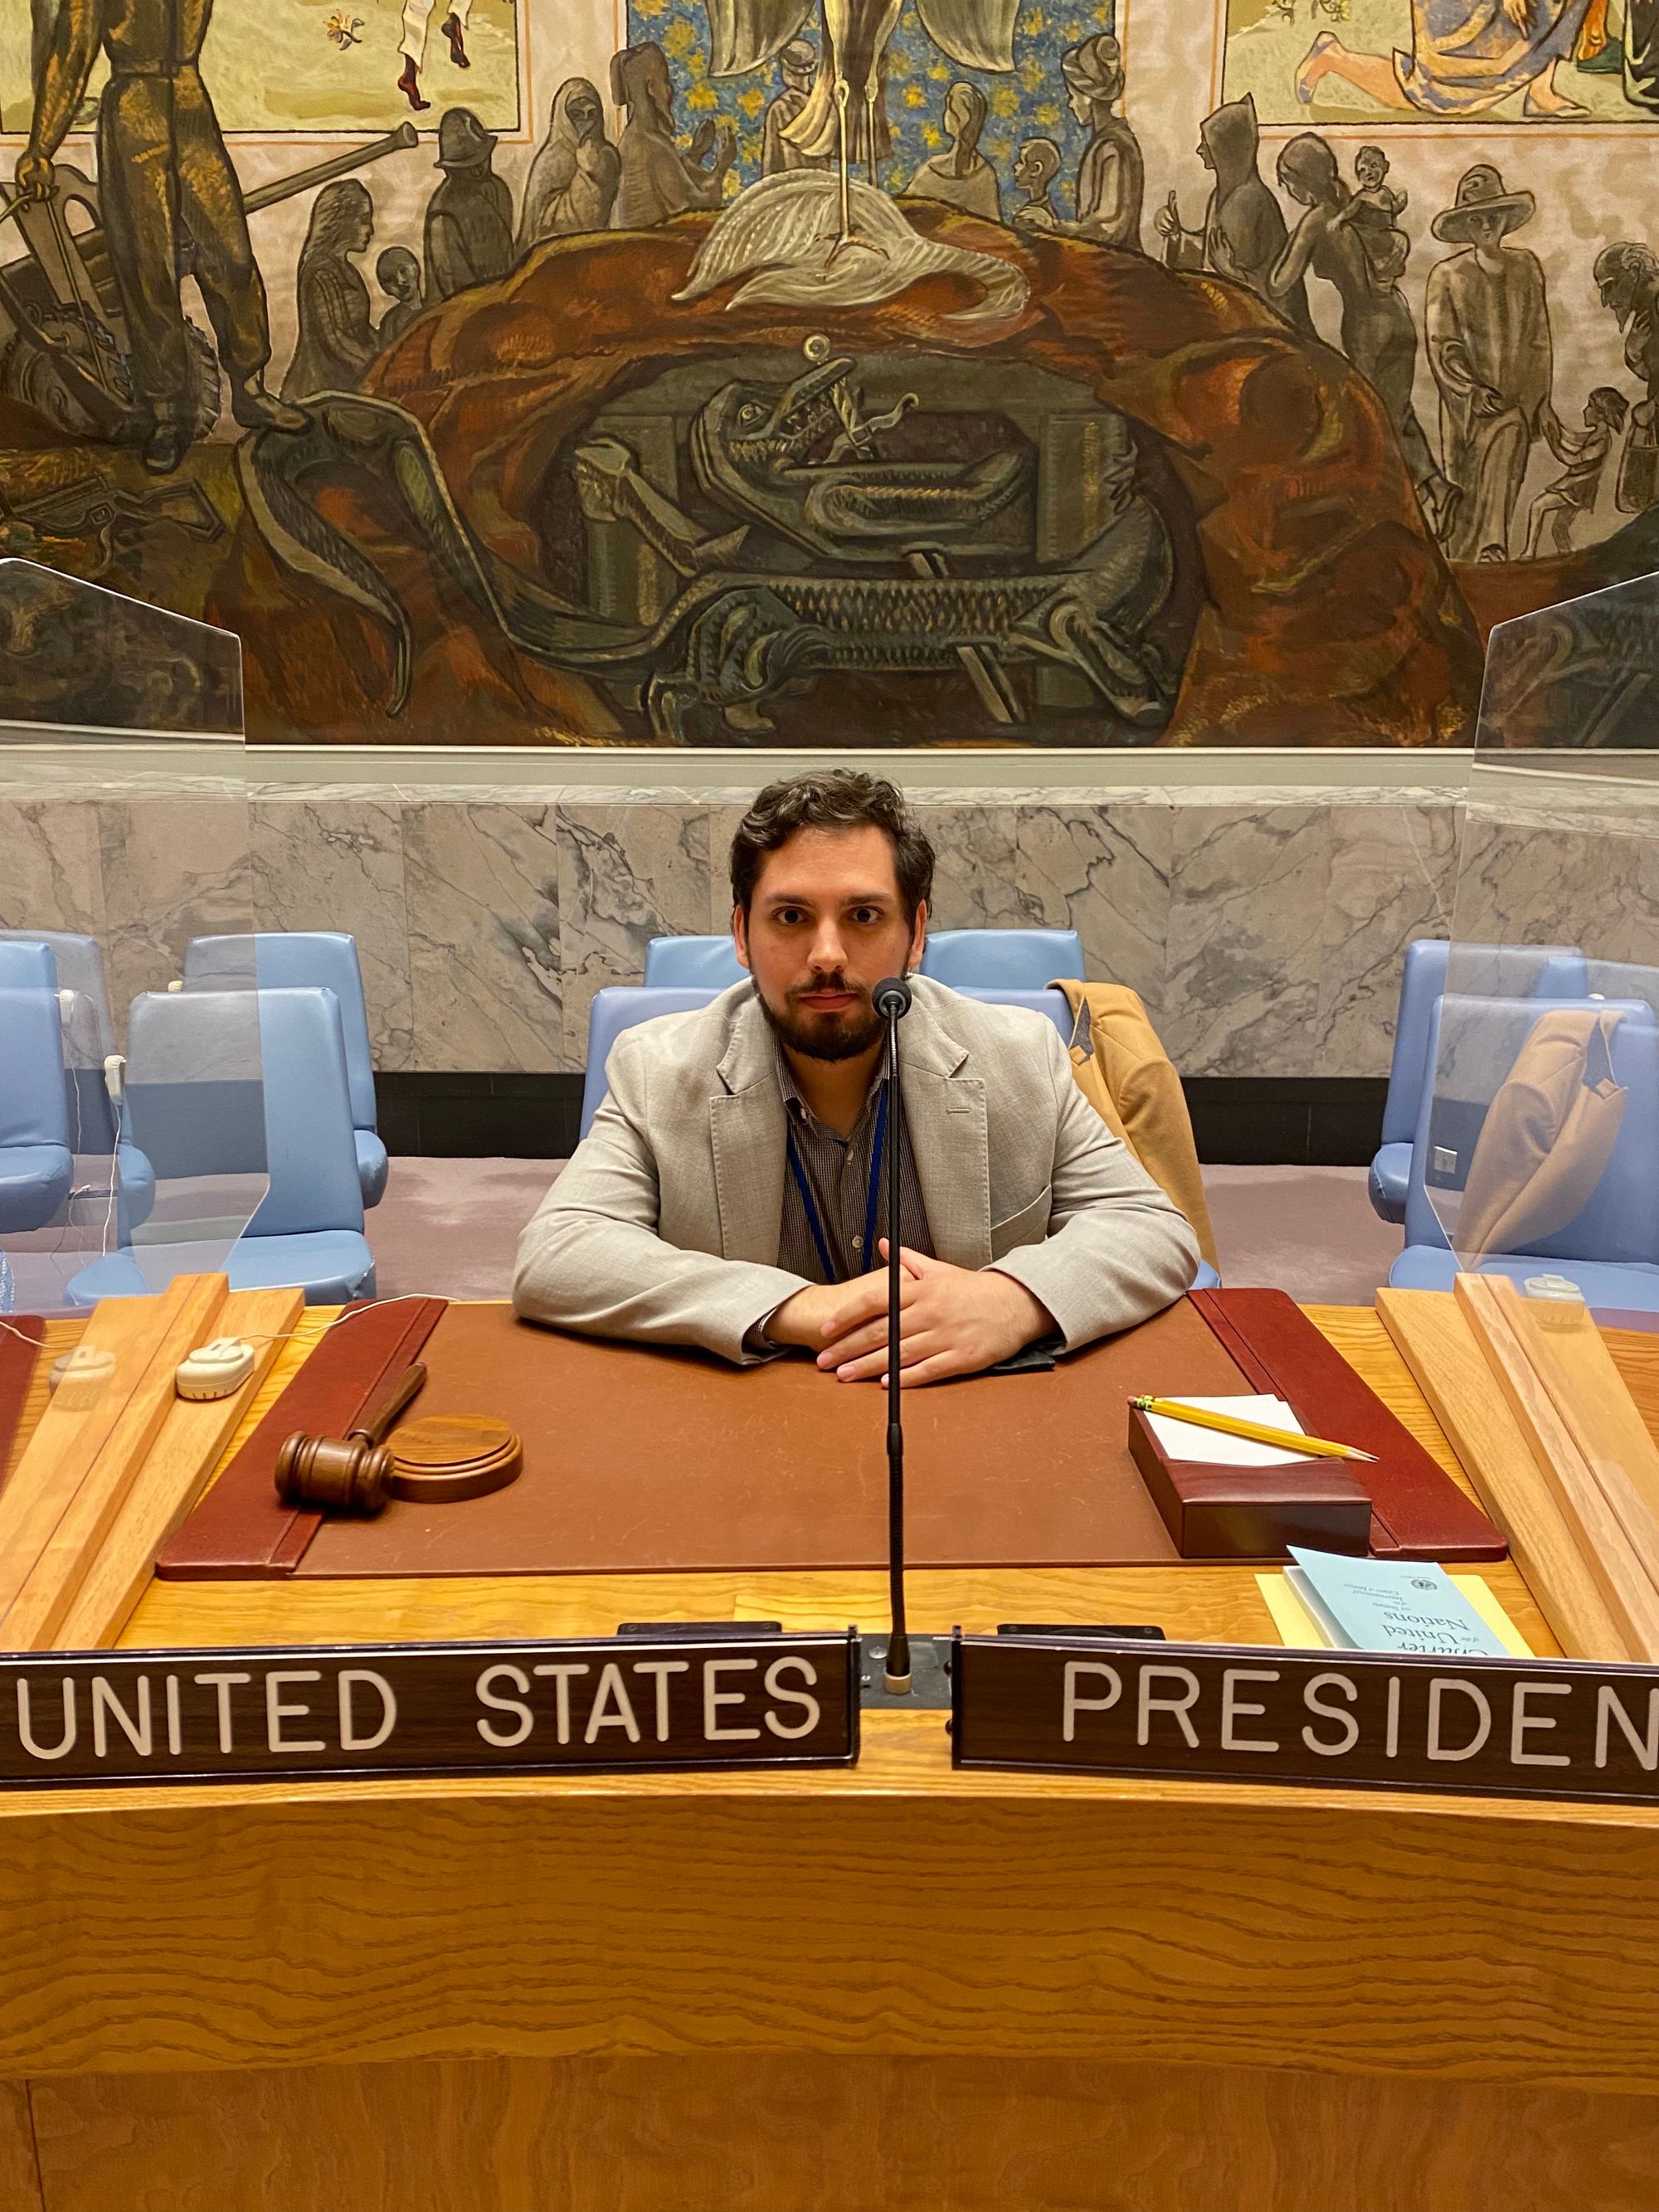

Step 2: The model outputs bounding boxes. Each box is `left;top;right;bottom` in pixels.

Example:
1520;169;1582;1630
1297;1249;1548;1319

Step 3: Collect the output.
757;973;885;1062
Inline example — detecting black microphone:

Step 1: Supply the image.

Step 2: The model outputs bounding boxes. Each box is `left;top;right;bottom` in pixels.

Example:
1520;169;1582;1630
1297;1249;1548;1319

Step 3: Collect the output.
874;975;912;1693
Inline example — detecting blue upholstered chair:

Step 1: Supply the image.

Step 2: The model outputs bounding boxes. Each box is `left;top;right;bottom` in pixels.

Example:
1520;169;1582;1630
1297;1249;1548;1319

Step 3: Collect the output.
920;929;1083;989
66;986;375;1305
183;933;387;1208
0;935;155;1228
643;936;746;989
1369;941;1581;1223
0;983;73;1234
1388;993;1659;1308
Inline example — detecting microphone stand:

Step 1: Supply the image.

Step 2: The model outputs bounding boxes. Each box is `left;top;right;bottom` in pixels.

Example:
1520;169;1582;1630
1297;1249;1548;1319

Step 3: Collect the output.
881;986;911;1694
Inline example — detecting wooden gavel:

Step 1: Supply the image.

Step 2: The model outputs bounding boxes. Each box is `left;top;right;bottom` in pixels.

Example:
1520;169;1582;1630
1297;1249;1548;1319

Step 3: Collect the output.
274;1363;427;1515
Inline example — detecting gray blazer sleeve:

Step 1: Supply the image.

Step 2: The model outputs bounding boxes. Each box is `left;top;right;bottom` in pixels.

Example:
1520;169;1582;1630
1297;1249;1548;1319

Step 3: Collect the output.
511;1036;811;1365
985;1022;1200;1350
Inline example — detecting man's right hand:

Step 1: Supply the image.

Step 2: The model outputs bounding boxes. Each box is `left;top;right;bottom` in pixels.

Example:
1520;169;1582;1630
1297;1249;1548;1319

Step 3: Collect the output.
764;1268;894;1351
13;152;54;204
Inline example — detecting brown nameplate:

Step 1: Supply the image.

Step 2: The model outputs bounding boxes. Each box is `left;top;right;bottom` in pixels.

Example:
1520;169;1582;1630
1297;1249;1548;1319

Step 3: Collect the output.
1126;1406;1373;1559
0;1631;858;1788
951;1631;1659;1806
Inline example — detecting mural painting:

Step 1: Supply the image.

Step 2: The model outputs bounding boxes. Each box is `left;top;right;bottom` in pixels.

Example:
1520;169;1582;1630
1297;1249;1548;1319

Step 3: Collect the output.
0;0;1657;745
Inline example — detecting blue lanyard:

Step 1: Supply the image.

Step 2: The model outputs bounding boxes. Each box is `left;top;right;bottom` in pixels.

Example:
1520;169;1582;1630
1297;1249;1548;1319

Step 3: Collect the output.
786;1081;888;1283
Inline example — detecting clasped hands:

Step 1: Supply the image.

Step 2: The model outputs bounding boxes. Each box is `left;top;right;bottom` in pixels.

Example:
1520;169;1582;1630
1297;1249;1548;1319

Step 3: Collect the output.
767;1242;1053;1388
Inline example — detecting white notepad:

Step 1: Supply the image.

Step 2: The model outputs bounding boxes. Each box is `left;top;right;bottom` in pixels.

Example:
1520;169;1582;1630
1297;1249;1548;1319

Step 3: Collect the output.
1143;1394;1310;1469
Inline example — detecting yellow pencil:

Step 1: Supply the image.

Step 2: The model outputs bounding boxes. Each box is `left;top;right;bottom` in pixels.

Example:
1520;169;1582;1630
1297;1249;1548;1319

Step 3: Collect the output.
1128;1396;1377;1463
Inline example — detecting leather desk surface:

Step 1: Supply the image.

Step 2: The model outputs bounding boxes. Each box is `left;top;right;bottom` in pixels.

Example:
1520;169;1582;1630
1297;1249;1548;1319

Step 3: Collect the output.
296;1298;1259;1578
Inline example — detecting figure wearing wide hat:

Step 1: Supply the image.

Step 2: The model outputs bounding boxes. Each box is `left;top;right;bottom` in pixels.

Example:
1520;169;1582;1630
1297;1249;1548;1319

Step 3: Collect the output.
424;109;514;302
1425;165;1558;562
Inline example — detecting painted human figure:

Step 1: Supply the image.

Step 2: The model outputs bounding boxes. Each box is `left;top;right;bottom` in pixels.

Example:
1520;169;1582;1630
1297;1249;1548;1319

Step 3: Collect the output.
762;41;821;175
17;0;304;473
397;0;470;115
424;108;513;300
1339;143;1409;290
518;78;619;256
1594;241;1659;509
1424;164;1557;562
1155;94;1312;335
1296;0;1593;118
1267;134;1457;540
376;247;426;346
282;179;378;400
611;42;736;228
1523;386;1627;554
1010;138;1063;230
906;83;1002;221
1058;33;1143;250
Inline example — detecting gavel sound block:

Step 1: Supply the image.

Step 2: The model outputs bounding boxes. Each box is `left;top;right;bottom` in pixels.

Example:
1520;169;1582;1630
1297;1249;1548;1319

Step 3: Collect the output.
275;1364;523;1516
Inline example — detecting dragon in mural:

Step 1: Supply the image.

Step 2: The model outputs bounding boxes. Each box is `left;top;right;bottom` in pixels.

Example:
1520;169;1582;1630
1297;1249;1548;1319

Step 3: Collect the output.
236;338;1180;739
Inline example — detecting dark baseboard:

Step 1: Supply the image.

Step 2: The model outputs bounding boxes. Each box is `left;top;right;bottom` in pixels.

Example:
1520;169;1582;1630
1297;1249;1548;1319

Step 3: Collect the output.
1182;1078;1387;1168
376;1072;586;1160
377;1072;1387;1169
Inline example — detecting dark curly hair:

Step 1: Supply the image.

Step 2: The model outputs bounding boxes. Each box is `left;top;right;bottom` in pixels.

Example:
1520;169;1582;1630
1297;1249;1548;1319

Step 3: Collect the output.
729;771;935;921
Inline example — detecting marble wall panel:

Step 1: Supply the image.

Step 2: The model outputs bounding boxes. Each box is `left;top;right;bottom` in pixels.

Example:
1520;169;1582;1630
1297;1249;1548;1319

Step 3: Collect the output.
557;803;713;1063
1010;801;1172;1015
909;805;1023;931
1164;804;1333;1077
0;800;104;942
1318;801;1458;1078
249;800;412;1069
405;803;562;1072
95;796;260;1026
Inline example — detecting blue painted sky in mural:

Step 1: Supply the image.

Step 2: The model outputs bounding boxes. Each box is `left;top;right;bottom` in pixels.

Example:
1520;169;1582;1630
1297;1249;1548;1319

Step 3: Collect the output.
625;0;1118;217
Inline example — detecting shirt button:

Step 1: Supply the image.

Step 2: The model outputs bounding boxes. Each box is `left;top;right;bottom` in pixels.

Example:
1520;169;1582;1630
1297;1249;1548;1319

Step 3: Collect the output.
852;1235;863;1251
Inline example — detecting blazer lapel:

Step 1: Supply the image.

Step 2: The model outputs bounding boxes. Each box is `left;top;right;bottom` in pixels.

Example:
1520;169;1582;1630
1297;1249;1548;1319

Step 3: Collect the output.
710;995;788;1264
902;995;991;1270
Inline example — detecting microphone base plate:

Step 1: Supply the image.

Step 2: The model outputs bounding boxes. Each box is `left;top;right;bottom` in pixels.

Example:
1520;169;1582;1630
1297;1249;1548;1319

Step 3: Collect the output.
859;1632;951;1710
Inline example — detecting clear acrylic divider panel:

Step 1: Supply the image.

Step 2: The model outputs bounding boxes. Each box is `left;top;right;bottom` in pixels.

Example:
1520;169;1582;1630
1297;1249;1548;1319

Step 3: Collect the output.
0;560;267;1315
1428;570;1659;1288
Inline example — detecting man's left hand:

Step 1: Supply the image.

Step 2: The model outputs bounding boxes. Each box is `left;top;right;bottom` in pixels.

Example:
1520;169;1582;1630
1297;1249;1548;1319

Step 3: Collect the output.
817;1242;1054;1387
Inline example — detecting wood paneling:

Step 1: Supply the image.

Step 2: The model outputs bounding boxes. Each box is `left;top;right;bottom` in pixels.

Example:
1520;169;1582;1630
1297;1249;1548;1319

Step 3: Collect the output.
0;2083;40;2212
26;2055;1659;2212
0;1721;1657;2087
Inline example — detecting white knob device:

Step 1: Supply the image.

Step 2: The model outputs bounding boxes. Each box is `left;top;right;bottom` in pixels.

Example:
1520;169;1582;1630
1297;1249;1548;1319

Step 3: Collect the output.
175;1338;258;1401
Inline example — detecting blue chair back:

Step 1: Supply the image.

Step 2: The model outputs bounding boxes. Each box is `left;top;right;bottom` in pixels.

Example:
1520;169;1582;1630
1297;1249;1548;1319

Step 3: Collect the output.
185;933;377;1135
644;936;746;989
0;984;73;1234
0;933;113;1055
579;983;1073;1138
581;988;723;1137
922;929;1083;989
0;986;69;1152
124;986;363;1238
1403;993;1659;1264
0;941;56;994
1381;941;1582;1149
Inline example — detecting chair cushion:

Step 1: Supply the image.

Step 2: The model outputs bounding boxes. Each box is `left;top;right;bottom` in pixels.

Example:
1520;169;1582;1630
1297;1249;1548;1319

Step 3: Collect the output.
0;1144;73;1234
1387;1243;1659;1311
67;1230;377;1307
355;1129;389;1208
1368;1142;1411;1224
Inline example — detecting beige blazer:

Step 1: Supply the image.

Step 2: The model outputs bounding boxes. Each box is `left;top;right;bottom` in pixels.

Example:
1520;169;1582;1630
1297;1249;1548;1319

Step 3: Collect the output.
513;977;1200;1364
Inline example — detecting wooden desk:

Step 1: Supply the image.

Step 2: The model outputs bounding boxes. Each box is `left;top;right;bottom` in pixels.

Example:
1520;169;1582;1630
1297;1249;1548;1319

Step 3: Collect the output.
2;1308;1657;2212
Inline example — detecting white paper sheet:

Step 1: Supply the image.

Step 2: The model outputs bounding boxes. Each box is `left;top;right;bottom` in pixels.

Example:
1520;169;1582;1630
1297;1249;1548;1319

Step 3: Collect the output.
1144;1394;1310;1468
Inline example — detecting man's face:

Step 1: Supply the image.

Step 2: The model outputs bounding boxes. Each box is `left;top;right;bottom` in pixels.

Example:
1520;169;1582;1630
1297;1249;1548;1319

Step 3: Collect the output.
1465;210;1505;252
733;824;927;1062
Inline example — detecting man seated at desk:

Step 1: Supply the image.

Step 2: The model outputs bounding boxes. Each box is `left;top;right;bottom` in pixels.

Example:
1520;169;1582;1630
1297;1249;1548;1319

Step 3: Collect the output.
514;773;1199;1383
